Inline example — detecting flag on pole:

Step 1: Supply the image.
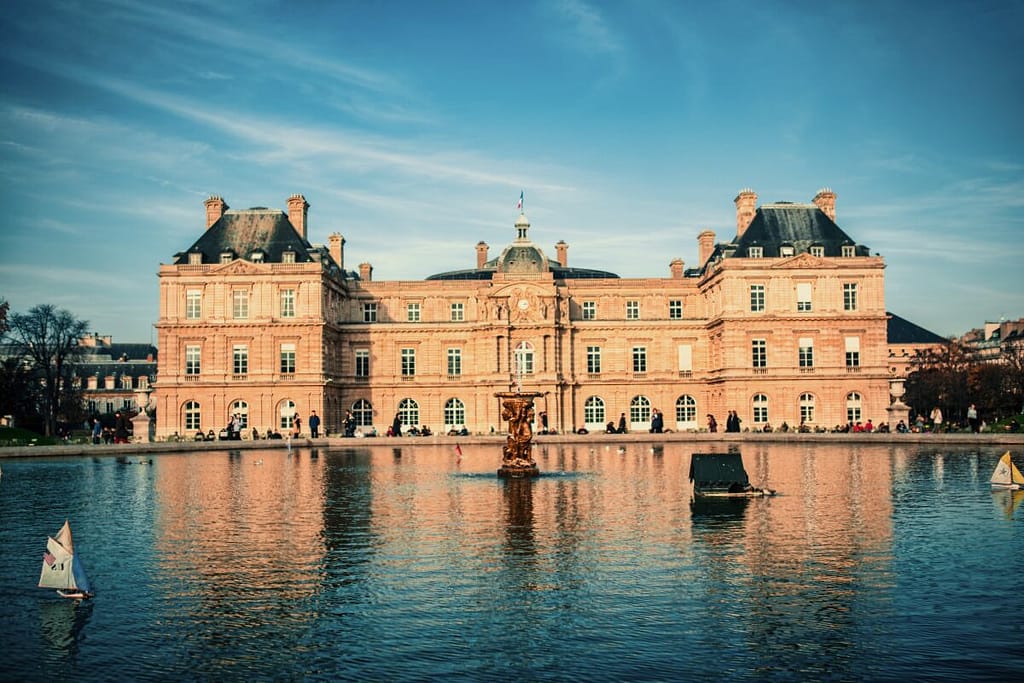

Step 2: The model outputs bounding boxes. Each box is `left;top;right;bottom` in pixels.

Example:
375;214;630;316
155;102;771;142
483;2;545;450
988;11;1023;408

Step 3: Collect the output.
516;191;523;211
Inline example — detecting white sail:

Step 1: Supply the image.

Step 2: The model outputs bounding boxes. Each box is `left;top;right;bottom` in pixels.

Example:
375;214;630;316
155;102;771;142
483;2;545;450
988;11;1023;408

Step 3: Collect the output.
39;536;75;590
990;452;1024;489
38;520;92;596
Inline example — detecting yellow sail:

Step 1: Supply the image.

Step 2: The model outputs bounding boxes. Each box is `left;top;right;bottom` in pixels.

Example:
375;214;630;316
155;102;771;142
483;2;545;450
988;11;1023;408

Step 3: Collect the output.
991;452;1024;488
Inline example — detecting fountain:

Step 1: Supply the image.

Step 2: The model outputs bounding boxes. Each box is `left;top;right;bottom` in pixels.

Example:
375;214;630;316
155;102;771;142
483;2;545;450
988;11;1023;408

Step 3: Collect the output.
495;391;543;478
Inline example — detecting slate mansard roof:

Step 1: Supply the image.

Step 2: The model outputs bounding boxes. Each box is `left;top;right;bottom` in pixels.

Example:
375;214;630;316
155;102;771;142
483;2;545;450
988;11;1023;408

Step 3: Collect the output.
887;312;948;345
172;209;312;265
706;202;869;268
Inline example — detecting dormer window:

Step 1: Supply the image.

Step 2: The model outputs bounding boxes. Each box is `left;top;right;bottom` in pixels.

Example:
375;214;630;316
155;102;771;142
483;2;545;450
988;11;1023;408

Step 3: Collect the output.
282;250;296;264
188;252;202;265
810;245;825;258
841;245;855;258
748;246;763;258
251;250;265;263
220;252;233;264
779;245;795;257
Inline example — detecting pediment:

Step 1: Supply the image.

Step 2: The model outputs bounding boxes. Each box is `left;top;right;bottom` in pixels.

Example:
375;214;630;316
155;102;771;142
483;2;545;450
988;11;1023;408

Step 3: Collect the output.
771;253;837;269
211;259;268;275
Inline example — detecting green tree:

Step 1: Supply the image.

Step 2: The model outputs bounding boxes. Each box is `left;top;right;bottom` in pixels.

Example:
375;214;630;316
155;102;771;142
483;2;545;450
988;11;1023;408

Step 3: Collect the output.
4;304;89;436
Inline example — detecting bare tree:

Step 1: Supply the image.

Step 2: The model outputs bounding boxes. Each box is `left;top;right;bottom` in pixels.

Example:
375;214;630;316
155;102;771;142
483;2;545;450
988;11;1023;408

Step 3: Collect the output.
5;304;89;436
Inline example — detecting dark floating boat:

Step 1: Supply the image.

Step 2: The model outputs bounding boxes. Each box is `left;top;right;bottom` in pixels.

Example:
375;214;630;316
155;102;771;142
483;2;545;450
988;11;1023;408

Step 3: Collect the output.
689;452;776;498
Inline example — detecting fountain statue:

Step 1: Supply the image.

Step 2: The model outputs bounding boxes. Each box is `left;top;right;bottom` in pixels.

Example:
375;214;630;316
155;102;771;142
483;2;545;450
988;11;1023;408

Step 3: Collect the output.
495;391;543;478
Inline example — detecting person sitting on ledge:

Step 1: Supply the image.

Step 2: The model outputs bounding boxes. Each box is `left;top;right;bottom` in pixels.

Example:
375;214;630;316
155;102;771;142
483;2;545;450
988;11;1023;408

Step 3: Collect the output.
194;430;205;441
606;421;616;434
205;429;216;441
576;426;589;434
420;425;432;436
761;423;773;433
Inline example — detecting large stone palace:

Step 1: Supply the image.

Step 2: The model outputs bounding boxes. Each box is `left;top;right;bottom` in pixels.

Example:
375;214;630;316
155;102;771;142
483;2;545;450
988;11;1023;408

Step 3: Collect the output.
153;189;939;439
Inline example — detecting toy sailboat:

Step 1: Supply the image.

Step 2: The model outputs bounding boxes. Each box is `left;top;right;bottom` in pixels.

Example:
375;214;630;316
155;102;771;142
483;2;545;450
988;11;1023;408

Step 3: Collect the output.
990;451;1024;490
38;520;94;600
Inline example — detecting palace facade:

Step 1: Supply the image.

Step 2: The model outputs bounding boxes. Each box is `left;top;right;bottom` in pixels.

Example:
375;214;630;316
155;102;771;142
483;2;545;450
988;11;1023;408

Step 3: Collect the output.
154;189;916;439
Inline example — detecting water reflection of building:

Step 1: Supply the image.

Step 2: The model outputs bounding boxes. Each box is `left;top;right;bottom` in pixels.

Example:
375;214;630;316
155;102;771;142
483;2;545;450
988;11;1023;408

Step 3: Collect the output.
152;452;326;630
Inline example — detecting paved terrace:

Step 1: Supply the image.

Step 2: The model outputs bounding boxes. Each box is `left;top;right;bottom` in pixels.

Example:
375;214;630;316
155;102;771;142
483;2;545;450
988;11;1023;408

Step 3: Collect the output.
2;431;1022;458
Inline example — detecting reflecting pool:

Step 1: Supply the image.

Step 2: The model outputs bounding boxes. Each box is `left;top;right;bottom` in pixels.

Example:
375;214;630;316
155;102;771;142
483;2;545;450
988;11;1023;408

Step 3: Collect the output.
1;443;1023;681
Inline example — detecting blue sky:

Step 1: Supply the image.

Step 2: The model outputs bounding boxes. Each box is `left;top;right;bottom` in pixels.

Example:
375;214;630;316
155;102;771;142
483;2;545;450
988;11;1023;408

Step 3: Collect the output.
1;0;1021;343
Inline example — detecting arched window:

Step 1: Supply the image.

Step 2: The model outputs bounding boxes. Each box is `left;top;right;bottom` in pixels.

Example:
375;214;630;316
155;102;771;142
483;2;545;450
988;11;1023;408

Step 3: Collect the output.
846;392;862;424
752;394;769;424
279;399;296;430
184;401;201;431
352;398;373;426
584;396;605;427
444;397;466;428
630;395;651;427
514;341;534;376
398;398;419;428
799;393;815;425
230;400;248;429
675;395;697;427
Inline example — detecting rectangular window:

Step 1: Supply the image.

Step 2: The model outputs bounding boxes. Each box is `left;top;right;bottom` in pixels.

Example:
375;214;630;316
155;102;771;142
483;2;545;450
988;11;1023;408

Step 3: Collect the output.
220;253;232;264
626;301;640;320
752;339;767;368
586;346;602;374
188;252;202;265
280;289;296;318
401;348;416;377
750;284;765;312
355;349;370;377
282;251;296;264
121;376;133;390
582;301;596;320
678;344;693;373
779;245;794;257
748;246;763;258
799;337;814;368
810;246;825;258
845;336;860;367
632;346;647;373
407;302;421;322
841;245;855;258
233;344;248;375
669;300;683;319
447;348;462;376
185;345;201;375
280;343;296;374
232;290;249;319
186;290;201;320
796;282;812;312
450;302;464;321
363;303;377;323
843;283;858;311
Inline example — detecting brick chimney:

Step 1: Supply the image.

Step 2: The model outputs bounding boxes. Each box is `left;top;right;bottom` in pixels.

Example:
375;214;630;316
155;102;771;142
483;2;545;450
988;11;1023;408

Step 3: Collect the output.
204;195;228;229
287;194;309;240
329;233;345;270
555;240;568;267
669;257;684;279
734;188;757;238
697;230;716;267
812;187;837;221
359;262;373;281
476;241;489;269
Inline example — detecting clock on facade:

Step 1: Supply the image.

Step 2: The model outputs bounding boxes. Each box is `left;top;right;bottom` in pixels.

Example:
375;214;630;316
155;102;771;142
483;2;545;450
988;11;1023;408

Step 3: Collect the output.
518;298;530;311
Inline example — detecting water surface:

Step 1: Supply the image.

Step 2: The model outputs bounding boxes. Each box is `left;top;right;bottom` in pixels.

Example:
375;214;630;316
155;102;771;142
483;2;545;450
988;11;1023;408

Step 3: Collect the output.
1;443;1022;681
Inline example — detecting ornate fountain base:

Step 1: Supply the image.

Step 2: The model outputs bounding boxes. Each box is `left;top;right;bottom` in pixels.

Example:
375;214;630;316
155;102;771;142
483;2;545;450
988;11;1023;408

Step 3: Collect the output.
498;462;540;479
495;391;543;478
